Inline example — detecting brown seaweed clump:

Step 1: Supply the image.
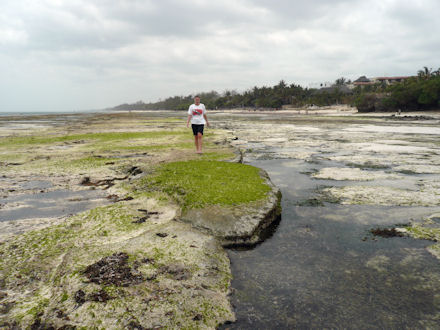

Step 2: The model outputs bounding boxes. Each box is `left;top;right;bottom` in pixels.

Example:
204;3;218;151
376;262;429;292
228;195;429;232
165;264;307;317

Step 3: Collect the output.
83;252;144;286
370;228;405;238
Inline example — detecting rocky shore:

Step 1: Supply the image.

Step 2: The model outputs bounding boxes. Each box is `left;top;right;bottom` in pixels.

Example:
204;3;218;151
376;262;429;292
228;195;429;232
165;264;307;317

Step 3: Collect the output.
0;112;281;329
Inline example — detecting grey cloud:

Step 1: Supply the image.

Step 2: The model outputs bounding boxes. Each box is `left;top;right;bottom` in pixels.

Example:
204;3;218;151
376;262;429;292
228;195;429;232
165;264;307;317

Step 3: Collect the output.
1;0;270;53
0;0;439;112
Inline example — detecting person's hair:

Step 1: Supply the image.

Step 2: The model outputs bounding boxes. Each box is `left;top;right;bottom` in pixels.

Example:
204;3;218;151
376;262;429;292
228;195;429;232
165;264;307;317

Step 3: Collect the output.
194;95;200;98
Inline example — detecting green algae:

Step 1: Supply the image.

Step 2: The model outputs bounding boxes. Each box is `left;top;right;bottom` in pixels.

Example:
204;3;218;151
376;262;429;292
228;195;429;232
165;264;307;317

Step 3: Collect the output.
0;115;249;328
406;226;439;241
0;130;188;147
402;214;440;260
0;198;234;328
139;160;271;211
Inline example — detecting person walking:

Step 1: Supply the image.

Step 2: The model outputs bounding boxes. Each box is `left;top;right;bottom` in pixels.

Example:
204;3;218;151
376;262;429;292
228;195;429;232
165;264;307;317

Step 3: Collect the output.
187;96;210;154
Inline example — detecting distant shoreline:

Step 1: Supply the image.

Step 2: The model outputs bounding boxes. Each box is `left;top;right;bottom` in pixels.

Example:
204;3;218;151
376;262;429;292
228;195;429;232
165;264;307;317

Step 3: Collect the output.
2;106;440;119
0;109;107;117
108;107;440;118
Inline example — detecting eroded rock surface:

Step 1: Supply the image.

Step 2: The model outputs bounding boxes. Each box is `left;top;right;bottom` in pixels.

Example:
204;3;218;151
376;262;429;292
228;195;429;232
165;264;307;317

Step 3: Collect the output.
181;170;281;246
0;113;238;329
0;198;234;329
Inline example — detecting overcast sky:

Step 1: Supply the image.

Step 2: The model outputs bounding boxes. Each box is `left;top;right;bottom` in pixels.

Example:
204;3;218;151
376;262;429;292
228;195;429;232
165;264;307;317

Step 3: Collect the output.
1;0;439;112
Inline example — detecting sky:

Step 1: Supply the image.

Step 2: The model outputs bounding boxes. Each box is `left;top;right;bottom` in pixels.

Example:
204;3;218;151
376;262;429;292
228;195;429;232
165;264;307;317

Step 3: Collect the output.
0;0;439;112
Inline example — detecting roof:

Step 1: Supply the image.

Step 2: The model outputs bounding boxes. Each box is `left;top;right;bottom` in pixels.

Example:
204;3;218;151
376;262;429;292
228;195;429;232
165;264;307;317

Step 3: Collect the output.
374;76;412;80
353;76;370;83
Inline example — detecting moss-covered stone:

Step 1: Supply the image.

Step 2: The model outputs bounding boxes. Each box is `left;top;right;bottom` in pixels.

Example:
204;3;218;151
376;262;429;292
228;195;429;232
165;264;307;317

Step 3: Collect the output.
134;160;281;246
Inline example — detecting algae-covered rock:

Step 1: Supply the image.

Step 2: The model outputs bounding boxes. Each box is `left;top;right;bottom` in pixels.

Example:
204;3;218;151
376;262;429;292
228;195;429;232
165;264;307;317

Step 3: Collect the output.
0;198;235;329
0;113;283;328
141;160;282;247
181;171;281;246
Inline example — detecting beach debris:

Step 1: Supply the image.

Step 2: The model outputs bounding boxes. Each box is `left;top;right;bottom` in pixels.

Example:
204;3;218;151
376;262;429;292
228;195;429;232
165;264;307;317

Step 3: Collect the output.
106;194;134;203
156;232;168;238
83;252;144;286
132;209;160;223
127;166;143;176
126;320;146;330
132;216;149;224
80;176;129;190
141;257;155;264
74;290;86;305
370;227;406;238
55;309;69;320
30;317;57;330
88;289;114;303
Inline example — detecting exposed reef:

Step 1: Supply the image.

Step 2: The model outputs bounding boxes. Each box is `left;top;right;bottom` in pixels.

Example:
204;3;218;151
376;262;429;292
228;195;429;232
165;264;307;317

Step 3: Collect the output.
0;112;281;329
181;170;282;247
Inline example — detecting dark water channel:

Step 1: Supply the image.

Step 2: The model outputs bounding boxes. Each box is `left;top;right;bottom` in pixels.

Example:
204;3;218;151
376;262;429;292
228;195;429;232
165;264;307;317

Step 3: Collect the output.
224;159;440;329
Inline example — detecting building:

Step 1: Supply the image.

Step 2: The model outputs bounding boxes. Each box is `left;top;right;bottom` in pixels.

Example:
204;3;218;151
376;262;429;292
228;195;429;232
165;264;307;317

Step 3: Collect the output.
370;76;412;85
352;75;413;87
352;76;374;86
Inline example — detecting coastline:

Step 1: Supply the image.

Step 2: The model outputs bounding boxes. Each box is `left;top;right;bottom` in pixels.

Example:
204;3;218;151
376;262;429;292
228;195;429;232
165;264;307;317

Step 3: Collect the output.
0;111;280;328
2;108;440;327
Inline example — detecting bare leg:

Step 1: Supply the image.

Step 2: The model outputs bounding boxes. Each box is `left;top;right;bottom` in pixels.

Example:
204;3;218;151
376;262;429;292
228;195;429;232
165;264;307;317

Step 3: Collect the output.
194;135;199;152
197;133;203;153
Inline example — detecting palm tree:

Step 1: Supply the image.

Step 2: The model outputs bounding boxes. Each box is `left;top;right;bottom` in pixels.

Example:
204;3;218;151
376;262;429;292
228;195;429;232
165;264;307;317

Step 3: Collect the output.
335;77;347;86
418;66;432;79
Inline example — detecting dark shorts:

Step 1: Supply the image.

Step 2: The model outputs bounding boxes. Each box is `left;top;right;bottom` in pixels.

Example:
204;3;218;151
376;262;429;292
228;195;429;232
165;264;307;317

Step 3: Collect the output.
192;124;204;136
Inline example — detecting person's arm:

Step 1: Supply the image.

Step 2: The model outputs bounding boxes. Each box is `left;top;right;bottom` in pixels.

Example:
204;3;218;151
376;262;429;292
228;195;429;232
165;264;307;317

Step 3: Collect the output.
203;113;209;127
187;105;192;128
186;115;192;128
203;105;209;127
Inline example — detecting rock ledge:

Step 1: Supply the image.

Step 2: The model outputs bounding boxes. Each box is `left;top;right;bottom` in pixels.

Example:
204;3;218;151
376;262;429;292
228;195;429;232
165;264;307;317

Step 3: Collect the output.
180;169;282;247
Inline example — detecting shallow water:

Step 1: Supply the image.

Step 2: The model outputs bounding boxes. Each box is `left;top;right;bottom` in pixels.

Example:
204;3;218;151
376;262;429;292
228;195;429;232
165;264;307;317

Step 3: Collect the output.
0;189;109;221
224;159;440;328
217;113;440;328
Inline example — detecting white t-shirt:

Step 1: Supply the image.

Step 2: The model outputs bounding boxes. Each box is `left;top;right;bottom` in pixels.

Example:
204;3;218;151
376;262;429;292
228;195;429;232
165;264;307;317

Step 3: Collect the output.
188;103;206;125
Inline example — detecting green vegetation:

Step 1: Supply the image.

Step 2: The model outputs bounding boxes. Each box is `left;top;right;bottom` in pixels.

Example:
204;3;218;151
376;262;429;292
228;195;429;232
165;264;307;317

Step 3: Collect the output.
139;160;271;210
354;67;440;112
0;126;235;175
1;114;275;328
0;130;187;147
112;81;316;110
112;67;440;112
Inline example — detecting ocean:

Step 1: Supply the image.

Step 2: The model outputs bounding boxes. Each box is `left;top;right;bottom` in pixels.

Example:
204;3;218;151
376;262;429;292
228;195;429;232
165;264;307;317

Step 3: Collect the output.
0;110;104;117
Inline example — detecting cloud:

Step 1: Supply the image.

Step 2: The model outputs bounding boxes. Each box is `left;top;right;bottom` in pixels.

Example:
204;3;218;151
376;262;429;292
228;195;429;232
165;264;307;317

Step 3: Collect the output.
0;0;439;111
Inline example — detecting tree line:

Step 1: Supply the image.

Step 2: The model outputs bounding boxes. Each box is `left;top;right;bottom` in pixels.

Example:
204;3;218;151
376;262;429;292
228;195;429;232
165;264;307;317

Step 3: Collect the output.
354;67;440;112
111;67;440;112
